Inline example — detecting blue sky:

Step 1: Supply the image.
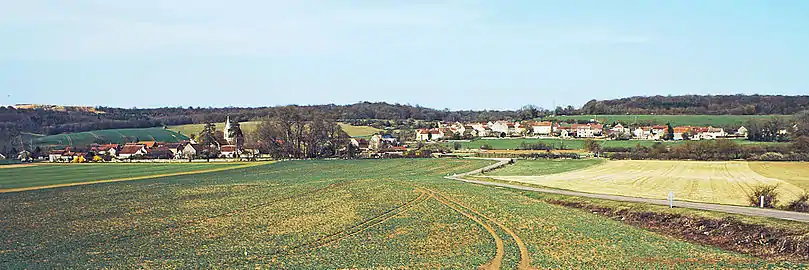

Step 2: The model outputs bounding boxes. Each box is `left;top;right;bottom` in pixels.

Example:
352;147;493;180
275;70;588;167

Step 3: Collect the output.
1;1;808;110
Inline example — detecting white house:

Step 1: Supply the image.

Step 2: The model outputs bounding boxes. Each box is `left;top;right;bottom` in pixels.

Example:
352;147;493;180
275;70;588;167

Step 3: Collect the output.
633;127;651;140
415;129;444;141
531;122;555;135
219;145;238;158
736;126;749;138
370;134;398;149
180;143;204;158
470;123;493;137
573;124;600;138
699;127;727;140
488;121;510;135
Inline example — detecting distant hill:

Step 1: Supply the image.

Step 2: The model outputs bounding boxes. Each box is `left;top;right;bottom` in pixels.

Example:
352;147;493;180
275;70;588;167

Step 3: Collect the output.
33;128;189;149
579;95;809;115
167;121;381;138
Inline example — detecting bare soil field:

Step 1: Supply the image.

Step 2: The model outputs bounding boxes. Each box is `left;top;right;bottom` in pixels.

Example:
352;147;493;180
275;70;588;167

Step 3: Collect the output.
489;160;807;206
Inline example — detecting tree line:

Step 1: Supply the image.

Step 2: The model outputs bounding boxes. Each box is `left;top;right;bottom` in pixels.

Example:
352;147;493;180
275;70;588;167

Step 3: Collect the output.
597;138;809;161
248;106;349;159
580;95;809;115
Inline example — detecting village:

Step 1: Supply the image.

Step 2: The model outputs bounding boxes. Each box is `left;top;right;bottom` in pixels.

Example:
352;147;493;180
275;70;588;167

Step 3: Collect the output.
35;118;757;163
413;120;749;141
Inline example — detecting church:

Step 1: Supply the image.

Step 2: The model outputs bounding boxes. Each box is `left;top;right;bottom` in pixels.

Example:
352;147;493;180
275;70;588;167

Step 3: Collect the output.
223;116;243;146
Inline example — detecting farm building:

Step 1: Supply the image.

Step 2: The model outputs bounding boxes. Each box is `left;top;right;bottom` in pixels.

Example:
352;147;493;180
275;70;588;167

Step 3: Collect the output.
118;144;147;159
369;134;398;150
531;121;555;135
180;143;205;158
573;124;601;138
349;138;370;150
415;129;444;141
220;145;238;158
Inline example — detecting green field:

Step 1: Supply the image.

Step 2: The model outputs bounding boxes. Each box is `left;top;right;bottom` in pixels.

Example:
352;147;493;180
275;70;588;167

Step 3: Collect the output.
545;114;790;127
0;163;242;190
337;123;382;137
33;128;189;149
168;122;379;138
449;138;785;150
0;159;791;268
488;160;808;206
0;160;22;166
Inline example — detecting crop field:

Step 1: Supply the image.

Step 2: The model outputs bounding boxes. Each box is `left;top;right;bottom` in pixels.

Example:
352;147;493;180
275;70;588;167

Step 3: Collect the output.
489;160;807;206
33;128;188;149
545;114;791;127
168;122;379;138
0;159;788;268
749;162;809;191
337;123;382;137
486;159;604;176
0;163;245;191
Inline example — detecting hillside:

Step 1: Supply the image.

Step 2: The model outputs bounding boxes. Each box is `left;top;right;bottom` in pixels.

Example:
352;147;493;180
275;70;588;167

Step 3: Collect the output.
33;128;189;149
168;121;381;138
580;95;809;115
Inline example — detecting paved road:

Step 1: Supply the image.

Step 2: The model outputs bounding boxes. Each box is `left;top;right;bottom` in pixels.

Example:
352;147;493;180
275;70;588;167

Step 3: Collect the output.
447;158;809;223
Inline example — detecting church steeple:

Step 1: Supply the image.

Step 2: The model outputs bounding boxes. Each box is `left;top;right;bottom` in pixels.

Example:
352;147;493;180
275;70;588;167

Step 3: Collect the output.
224;116;232;144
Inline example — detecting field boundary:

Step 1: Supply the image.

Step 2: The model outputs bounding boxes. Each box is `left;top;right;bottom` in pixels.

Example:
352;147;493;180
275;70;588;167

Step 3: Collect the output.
0;162;273;193
445;158;809;223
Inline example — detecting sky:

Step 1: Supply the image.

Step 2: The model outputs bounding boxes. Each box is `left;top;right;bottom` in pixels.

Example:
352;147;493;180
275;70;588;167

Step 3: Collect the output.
1;1;808;110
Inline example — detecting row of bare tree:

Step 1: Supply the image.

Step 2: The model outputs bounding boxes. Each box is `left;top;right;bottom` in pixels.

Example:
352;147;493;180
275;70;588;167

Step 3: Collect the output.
249;107;350;159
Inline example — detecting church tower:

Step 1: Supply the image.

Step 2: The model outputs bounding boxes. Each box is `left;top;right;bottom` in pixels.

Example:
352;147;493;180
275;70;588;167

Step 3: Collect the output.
224;116;233;144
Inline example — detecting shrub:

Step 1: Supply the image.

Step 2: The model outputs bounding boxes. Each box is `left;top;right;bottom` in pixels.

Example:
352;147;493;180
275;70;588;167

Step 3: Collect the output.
748;184;780;208
519;142;552;151
786;193;809;213
758;152;784;161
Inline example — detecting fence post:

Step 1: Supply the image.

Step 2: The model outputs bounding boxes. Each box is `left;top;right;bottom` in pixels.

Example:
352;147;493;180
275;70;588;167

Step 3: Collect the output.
667;192;674;208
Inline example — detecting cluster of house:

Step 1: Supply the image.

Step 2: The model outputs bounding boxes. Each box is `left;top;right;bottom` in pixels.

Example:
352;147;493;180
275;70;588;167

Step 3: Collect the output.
348;134;408;157
47;116;259;162
47;141;256;162
413;120;749;141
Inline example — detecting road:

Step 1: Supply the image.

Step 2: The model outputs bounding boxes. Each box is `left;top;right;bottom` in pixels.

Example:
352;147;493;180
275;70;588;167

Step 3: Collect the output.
448;158;809;223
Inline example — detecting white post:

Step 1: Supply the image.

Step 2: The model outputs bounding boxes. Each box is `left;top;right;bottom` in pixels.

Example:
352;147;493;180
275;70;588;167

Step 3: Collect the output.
760;196;765;208
668;192;674;208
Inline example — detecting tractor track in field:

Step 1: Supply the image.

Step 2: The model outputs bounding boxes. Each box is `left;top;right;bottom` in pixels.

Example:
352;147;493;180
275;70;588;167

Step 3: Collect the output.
279;189;430;256
424;188;532;270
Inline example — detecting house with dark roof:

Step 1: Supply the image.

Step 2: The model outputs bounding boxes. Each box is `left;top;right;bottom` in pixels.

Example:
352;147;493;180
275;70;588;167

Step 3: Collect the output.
145;146;174;159
118;144;147;159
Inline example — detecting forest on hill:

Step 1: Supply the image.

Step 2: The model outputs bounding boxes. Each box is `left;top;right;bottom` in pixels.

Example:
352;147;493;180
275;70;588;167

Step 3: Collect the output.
579;95;809;115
